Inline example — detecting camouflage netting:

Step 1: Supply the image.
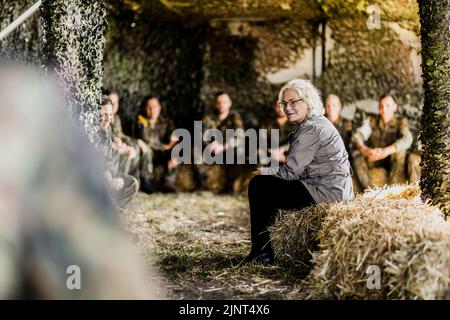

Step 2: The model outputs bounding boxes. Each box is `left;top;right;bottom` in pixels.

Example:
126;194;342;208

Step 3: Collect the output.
118;0;321;22
0;0;42;63
41;0;107;141
317;17;421;106
1;0;107;142
1;0;424;130
103;2;205;134
104;1;315;132
117;0;419;24
317;0;419;26
1;0;447;211
418;0;450;215
102;0;423;133
199;19;315;128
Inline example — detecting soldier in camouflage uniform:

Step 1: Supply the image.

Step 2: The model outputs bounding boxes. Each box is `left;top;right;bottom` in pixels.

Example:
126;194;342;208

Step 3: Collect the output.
136;96;178;192
408;140;422;183
325;94;353;152
351;94;413;189
247;98;298;193
325;94;362;192
0;66;159;299
105;89;140;179
96;96;139;208
199;92;244;193
260;98;298;164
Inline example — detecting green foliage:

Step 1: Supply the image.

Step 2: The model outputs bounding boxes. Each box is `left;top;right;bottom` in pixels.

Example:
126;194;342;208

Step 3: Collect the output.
418;0;450;215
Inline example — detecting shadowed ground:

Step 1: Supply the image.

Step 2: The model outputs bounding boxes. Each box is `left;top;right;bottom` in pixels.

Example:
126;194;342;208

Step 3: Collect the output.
123;192;310;300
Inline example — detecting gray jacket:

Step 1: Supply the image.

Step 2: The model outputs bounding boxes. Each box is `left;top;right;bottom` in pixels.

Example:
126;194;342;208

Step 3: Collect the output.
274;115;354;203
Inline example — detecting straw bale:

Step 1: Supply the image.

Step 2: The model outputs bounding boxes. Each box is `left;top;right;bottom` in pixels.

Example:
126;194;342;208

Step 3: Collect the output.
270;204;330;265
303;197;450;299
271;184;450;299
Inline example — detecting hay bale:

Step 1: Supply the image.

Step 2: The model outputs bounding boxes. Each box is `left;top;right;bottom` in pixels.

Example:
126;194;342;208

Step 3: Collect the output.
385;234;450;299
269;204;330;265
271;184;450;299
363;183;421;200
270;184;420;266
302;196;450;299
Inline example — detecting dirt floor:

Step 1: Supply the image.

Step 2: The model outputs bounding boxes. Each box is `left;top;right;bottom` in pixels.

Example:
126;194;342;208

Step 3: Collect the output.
123;192;310;300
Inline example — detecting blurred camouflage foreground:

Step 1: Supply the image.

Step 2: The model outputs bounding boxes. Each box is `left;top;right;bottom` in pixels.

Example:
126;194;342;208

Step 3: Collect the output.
0;65;162;299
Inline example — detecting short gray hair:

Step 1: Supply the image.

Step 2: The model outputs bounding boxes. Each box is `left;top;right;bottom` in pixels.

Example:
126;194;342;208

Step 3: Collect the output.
278;79;325;117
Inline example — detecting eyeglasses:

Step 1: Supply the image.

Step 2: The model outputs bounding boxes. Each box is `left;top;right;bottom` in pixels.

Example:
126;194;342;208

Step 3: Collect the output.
279;98;304;110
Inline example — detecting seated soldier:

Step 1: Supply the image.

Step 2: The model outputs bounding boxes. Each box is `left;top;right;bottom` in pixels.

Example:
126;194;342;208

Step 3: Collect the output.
261;97;298;164
325;94;362;192
351;94;413;189
105;89;140;179
408;139;422;183
96;96;139;208
135;96;179;193
325;94;353;152
199;91;244;193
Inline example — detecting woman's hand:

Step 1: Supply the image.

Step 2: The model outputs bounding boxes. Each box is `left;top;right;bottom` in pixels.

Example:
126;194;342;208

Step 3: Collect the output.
251;167;261;177
269;147;286;163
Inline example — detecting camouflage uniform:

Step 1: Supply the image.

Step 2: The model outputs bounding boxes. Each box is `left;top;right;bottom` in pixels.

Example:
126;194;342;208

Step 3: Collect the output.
136;114;176;190
111;114;140;179
408;148;421;183
249;116;298;193
261;116;298;155
352;115;413;188
330;117;360;192
332;117;353;153
0;66;159;299
111;114;127;141
95;126;139;209
199;110;244;193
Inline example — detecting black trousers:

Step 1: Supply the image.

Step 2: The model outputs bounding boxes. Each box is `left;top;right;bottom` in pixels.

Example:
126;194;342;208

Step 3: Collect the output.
248;175;316;253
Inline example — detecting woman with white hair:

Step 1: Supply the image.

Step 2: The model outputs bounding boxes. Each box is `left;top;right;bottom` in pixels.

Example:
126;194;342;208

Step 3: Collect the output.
245;79;354;264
